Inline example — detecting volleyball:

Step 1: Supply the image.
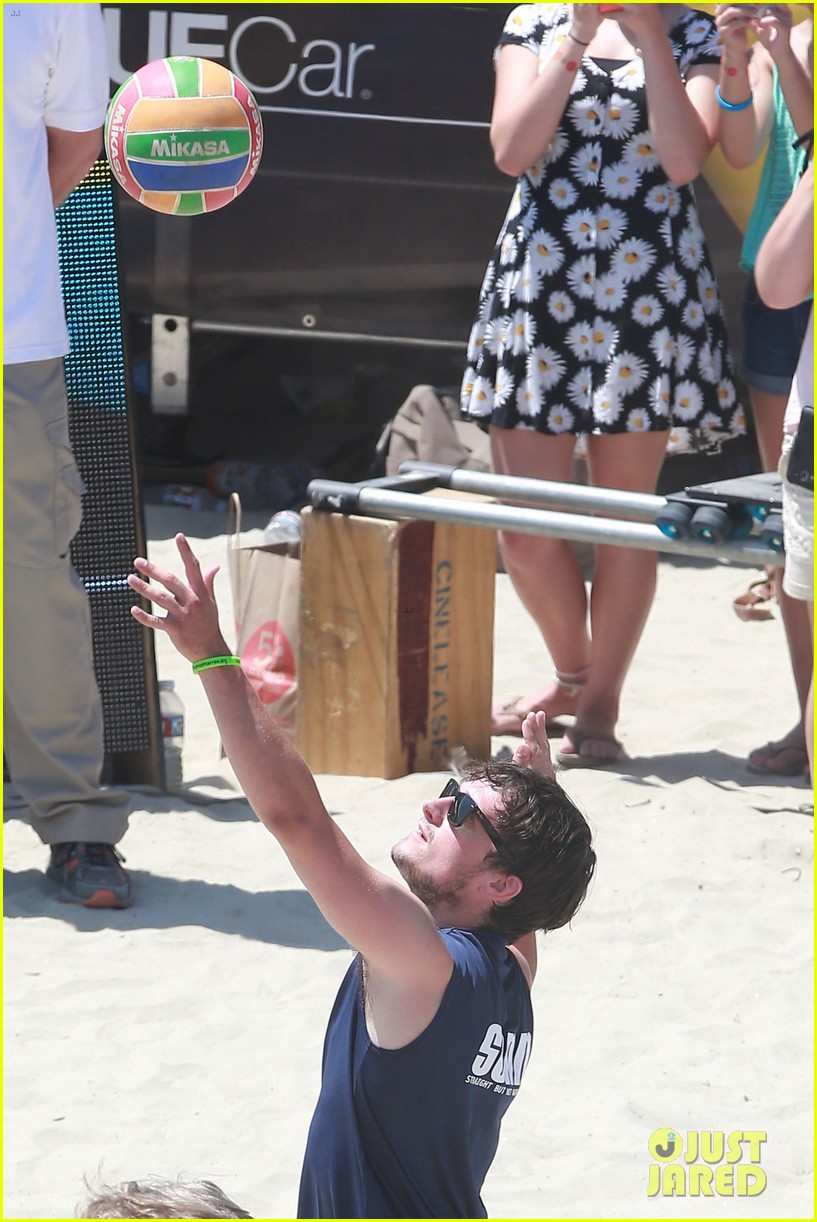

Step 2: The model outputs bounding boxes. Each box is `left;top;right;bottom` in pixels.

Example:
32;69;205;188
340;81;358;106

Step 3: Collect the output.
105;56;263;215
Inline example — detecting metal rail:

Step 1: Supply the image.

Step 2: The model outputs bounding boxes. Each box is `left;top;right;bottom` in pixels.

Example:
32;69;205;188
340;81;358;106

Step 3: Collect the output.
307;468;783;567
190;318;466;351
398;461;663;519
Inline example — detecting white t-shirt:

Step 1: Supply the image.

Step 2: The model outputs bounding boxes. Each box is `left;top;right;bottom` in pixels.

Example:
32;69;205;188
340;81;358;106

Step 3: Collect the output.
3;3;110;364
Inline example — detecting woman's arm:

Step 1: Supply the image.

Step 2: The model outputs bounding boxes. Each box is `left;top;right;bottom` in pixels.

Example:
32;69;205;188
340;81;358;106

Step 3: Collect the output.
755;161;814;308
714;4;775;168
620;5;718;183
716;6;813;169
490;6;602;177
761;10;814;140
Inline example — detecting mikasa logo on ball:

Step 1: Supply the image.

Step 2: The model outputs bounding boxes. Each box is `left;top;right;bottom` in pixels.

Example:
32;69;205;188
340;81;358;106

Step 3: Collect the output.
106;100;127;178
104;56;263;215
151;137;231;159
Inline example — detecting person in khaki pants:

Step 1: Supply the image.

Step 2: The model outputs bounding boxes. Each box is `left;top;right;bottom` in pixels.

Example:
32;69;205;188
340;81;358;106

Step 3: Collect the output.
3;3;131;906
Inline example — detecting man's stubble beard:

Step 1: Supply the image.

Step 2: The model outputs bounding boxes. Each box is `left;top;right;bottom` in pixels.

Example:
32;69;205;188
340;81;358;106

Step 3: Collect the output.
391;839;475;914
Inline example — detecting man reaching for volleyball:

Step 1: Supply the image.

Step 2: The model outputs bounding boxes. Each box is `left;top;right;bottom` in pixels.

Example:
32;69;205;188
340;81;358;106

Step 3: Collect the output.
128;535;595;1219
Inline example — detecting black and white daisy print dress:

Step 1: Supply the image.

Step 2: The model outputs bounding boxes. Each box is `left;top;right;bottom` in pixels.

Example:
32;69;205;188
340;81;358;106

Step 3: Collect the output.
461;5;743;448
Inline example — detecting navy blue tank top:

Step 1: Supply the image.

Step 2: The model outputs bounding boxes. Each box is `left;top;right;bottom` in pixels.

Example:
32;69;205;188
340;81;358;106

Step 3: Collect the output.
297;928;534;1218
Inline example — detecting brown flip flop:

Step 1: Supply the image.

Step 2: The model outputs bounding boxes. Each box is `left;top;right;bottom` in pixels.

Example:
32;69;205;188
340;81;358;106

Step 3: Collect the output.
555;729;624;768
491;668;590;736
490;698;531;737
733;576;775;622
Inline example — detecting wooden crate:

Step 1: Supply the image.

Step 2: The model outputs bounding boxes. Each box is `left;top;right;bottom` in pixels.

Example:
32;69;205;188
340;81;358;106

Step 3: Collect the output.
298;505;495;778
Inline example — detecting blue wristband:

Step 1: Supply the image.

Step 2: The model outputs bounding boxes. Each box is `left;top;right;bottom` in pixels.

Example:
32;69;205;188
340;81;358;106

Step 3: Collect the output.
715;83;753;112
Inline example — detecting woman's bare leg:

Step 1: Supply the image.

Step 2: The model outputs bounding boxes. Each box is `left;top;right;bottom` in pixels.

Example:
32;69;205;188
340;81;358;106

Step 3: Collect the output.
489;428;592;731
748;389;812;772
805;603;813;784
557;431;669;761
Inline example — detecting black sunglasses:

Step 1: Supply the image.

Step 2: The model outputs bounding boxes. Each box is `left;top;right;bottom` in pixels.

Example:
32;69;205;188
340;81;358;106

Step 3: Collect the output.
440;779;517;872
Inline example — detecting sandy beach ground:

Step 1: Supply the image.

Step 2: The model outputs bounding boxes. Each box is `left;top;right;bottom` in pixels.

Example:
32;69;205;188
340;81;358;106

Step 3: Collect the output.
4;503;813;1220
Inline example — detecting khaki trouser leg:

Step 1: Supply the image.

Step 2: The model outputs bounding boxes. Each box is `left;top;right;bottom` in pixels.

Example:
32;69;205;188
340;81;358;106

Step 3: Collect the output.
3;359;131;845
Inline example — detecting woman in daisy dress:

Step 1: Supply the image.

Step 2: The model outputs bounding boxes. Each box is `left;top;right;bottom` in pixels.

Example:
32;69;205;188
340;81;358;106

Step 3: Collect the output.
462;3;741;763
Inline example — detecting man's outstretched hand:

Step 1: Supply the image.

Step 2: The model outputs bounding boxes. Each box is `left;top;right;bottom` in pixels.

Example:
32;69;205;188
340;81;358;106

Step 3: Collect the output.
512;711;556;780
128;533;229;663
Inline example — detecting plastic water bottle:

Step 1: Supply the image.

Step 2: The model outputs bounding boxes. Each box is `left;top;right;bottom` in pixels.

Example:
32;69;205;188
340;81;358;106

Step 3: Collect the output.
158;679;184;791
263;509;302;548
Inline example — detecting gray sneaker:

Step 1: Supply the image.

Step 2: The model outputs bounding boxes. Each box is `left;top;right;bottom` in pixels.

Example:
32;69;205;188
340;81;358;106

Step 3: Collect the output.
46;842;132;908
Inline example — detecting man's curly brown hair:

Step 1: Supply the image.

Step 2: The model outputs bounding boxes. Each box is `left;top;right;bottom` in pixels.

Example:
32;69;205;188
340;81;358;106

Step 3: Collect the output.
461;759;596;942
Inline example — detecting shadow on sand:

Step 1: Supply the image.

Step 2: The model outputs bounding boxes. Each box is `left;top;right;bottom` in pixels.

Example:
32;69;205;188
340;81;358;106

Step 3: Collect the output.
2;869;348;949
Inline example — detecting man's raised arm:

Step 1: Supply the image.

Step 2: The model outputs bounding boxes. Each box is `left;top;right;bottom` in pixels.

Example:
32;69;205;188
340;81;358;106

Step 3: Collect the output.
128;536;453;1001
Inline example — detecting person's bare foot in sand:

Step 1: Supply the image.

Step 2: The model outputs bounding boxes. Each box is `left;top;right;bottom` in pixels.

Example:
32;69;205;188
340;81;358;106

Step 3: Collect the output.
492;667;590;736
747;726;809;778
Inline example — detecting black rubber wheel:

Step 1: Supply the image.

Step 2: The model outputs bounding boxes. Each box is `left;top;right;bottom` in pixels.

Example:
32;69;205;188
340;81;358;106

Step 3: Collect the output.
691;504;732;544
760;511;785;552
656;501;694;540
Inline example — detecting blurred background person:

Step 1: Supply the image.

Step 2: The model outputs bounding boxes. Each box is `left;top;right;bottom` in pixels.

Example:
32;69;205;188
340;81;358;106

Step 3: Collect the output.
715;2;813;778
754;160;813;785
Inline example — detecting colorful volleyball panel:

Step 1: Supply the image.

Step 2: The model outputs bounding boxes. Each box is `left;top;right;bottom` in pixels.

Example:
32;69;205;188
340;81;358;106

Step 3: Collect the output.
105;57;263;215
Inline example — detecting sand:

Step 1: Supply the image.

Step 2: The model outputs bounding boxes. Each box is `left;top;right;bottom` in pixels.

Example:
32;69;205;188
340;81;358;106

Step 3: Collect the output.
4;503;813;1220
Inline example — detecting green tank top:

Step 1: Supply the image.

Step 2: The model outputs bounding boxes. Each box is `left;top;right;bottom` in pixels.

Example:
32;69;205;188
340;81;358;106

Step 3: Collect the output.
740;67;808;273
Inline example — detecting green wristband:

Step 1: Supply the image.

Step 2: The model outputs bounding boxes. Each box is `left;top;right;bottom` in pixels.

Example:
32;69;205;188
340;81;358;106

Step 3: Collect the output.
192;655;242;675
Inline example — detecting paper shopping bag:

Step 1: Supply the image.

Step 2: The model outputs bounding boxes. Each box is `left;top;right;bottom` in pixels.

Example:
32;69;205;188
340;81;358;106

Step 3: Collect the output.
227;493;300;736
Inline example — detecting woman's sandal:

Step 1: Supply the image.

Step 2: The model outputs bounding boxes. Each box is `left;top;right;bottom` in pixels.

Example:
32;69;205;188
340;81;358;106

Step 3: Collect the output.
491;668;590;736
733;571;775;623
554;728;624;768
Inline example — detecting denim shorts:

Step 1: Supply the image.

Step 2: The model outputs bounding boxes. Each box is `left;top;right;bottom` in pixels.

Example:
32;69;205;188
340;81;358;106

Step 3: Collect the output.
739;275;812;396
